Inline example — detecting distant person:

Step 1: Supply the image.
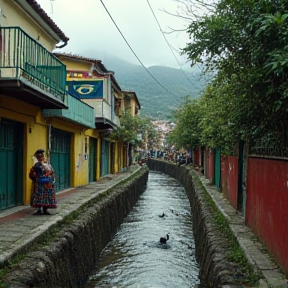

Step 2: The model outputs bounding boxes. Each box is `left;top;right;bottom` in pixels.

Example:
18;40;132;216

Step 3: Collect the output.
29;149;57;215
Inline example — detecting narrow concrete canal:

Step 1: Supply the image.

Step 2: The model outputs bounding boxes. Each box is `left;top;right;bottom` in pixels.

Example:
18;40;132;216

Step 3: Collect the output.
84;171;201;288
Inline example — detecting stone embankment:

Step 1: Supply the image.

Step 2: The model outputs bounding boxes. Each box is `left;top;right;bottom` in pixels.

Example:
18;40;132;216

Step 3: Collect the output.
2;167;149;288
147;160;243;287
147;159;288;288
3;161;286;288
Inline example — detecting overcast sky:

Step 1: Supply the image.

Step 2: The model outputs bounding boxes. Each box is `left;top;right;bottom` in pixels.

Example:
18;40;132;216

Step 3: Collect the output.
37;0;193;69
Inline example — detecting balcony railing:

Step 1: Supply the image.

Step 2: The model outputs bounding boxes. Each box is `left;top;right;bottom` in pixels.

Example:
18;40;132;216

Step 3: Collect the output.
42;94;96;129
0;27;66;105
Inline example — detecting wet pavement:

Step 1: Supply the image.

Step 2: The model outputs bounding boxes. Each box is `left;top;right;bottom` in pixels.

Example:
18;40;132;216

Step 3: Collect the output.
0;164;287;288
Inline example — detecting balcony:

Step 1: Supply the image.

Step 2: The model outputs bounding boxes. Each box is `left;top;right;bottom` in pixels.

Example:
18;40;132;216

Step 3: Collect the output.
42;94;95;128
82;99;120;130
0;27;67;109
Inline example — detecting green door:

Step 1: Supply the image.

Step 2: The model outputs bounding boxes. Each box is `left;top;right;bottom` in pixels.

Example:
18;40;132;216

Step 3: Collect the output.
50;127;71;192
110;142;115;174
101;139;109;176
89;138;97;182
214;148;221;189
0;118;23;210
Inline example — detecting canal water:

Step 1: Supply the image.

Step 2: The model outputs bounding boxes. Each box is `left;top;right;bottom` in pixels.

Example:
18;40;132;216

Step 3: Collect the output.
84;171;200;288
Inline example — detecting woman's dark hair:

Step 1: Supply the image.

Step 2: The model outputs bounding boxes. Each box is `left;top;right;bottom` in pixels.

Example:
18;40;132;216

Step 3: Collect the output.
34;149;45;156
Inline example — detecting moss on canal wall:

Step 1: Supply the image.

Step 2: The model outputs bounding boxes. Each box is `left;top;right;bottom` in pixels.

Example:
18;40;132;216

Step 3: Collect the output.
2;168;148;288
147;160;254;287
2;161;255;288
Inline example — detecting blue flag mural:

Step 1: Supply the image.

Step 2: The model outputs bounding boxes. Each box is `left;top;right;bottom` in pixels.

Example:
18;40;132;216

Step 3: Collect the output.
66;80;103;99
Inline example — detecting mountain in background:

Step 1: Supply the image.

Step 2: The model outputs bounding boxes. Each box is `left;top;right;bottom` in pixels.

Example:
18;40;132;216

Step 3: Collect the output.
84;53;209;119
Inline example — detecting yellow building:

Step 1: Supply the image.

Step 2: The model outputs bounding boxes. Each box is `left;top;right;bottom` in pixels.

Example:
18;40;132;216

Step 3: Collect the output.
53;53;125;178
0;1;95;210
120;91;141;166
122;91;141;117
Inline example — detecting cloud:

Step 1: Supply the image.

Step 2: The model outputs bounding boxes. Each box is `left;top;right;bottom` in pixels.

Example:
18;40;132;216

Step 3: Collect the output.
38;0;191;68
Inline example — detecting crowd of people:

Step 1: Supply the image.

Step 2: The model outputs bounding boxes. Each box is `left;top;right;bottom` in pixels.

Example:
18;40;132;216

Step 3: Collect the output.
29;147;192;215
135;149;192;166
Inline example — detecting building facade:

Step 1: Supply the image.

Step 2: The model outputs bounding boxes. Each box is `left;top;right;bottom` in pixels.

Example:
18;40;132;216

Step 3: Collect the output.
0;1;94;210
0;1;141;213
53;53;125;179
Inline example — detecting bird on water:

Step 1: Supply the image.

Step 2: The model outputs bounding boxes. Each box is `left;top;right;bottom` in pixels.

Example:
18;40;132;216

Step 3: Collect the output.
160;234;169;244
159;213;166;218
170;208;179;216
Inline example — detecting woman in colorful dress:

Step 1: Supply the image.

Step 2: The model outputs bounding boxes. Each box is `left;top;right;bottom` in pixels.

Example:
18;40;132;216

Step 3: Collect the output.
29;149;57;215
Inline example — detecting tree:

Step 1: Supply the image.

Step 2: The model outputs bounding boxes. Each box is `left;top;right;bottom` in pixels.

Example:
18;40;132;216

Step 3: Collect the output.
166;97;202;150
109;112;160;150
198;75;239;154
166;88;238;154
109;112;140;144
137;117;161;151
182;0;288;148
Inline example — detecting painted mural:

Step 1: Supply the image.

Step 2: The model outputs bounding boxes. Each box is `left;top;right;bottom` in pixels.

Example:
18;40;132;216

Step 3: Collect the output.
66;71;103;99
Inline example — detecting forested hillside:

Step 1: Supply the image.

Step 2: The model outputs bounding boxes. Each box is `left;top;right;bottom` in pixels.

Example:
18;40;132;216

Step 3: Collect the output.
101;56;208;119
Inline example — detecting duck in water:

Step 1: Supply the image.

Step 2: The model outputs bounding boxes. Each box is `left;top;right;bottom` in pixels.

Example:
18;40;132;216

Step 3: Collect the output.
170;208;179;216
159;213;166;218
160;234;169;244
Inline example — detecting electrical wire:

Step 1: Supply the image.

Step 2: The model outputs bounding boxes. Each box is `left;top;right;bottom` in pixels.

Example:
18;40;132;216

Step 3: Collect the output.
146;0;197;87
99;0;181;99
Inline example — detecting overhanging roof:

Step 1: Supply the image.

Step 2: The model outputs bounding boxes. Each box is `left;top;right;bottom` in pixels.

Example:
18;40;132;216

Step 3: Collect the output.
95;117;117;130
14;0;69;44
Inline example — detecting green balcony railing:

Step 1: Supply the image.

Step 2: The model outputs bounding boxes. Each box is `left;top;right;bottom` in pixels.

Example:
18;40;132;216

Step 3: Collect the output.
43;94;96;129
0;27;66;102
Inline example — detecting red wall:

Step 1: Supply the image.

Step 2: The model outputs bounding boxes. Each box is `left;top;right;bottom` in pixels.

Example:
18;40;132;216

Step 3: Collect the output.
204;148;208;178
221;155;239;209
207;148;214;183
246;157;288;276
193;148;200;166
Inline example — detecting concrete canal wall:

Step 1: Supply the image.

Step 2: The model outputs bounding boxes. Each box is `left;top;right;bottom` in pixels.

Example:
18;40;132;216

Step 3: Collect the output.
3;161;245;288
3;168;149;288
147;160;243;287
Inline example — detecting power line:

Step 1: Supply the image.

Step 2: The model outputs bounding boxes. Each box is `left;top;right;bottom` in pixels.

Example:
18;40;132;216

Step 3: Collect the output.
99;0;181;99
146;0;198;88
